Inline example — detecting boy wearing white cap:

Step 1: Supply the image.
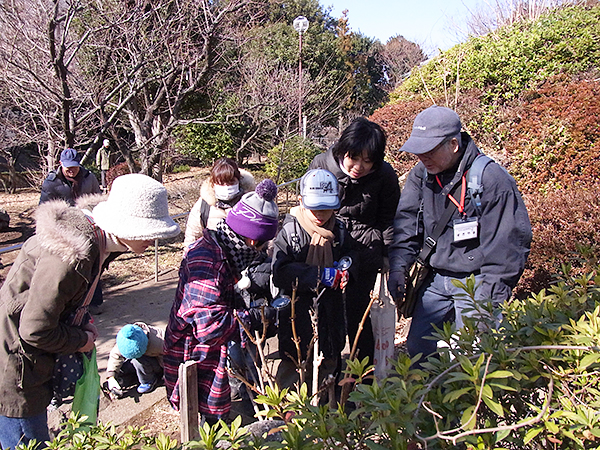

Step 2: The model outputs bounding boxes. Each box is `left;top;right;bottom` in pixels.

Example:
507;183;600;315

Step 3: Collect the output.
272;168;357;390
0;174;180;449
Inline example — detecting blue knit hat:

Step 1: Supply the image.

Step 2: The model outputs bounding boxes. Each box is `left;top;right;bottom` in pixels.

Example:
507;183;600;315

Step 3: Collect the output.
116;324;148;359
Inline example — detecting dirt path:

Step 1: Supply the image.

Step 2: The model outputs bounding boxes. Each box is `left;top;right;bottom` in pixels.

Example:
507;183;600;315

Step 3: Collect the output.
0;188;38;282
47;270;181;437
0;167;208;284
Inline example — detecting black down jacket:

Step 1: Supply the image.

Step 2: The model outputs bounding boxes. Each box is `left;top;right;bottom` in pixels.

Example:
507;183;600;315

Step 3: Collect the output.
310;148;400;271
272;214;357;361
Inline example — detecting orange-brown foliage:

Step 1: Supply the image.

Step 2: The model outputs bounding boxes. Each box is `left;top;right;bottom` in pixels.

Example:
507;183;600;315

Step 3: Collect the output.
106;162;135;189
370;99;431;178
504;74;600;195
519;182;600;296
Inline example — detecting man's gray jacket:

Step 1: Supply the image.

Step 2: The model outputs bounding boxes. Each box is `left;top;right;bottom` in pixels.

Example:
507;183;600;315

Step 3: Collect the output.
388;132;532;303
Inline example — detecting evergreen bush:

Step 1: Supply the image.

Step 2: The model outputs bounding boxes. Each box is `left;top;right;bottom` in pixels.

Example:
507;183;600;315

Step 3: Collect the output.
264;136;322;184
174;123;235;166
394;5;600;104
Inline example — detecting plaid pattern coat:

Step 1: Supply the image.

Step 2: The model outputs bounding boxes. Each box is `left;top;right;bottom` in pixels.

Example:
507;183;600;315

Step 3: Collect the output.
163;229;246;420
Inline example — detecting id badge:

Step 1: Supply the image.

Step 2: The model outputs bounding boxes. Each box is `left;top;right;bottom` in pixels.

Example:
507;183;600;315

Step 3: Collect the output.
454;217;478;242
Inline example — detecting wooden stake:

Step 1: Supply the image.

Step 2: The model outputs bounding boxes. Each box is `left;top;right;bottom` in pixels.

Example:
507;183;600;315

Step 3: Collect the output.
179;360;200;443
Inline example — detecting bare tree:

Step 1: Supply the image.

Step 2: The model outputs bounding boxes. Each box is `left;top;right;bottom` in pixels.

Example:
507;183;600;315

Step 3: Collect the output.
0;0;265;178
380;35;427;92
0;71;46;192
463;0;587;39
83;0;268;178
224;52;302;160
0;0;75;171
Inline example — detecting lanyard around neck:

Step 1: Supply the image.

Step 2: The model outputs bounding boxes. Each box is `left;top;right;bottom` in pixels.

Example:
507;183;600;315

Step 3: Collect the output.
436;174;466;215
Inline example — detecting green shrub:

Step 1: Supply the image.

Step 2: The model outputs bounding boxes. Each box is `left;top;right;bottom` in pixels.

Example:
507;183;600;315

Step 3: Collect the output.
41;263;600;449
190;266;600;449
264;136;322;184
37;413;178;450
174;123;235;166
171;164;191;174
393;5;600;104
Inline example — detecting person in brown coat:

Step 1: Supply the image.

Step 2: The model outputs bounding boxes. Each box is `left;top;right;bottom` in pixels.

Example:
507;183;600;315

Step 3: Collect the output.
0;174;180;449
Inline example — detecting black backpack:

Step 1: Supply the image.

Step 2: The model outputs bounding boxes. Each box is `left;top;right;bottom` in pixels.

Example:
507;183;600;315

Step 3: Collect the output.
199;199;210;228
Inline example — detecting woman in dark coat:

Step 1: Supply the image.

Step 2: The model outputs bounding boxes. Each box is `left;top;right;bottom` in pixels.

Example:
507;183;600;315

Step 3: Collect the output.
310;118;400;363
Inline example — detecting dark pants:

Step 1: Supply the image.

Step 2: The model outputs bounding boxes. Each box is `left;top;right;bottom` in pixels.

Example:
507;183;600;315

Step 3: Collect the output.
120;355;163;385
90;282;103;307
345;270;377;364
228;340;258;399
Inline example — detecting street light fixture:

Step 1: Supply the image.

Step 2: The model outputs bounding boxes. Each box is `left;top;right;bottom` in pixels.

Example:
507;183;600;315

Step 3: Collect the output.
293;16;309;138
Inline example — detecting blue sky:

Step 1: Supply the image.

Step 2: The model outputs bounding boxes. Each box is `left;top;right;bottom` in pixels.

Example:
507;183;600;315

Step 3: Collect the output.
322;0;482;54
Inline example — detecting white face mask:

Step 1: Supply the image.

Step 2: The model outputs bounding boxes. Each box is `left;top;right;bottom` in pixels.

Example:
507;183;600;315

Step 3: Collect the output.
214;182;240;201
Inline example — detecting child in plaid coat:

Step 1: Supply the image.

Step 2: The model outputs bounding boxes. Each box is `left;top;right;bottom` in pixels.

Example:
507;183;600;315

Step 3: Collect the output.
163;179;279;424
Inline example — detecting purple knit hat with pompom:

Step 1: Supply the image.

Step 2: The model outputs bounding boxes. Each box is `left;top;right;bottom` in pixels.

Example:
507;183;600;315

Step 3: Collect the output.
226;179;279;241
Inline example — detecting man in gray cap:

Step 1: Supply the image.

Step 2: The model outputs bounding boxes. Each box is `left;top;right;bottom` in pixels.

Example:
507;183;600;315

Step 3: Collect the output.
388;105;532;360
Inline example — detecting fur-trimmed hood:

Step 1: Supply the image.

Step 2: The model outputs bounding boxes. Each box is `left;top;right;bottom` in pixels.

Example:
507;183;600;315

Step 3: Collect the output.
75;193;108;212
34;199;101;265
199;169;255;206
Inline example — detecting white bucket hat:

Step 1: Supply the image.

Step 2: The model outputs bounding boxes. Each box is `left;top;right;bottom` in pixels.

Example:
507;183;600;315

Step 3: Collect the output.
92;173;180;240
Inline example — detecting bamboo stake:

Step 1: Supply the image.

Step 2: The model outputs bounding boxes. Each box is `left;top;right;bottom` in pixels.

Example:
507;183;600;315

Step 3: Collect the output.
310;287;327;404
255;330;275;389
310;310;321;403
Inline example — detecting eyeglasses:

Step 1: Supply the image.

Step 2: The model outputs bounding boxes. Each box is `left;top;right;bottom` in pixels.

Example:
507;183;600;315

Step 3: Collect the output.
420;138;451;158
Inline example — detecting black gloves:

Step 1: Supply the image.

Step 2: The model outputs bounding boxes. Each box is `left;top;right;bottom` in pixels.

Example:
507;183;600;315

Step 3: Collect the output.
388;270;406;302
247;305;277;332
388;270;407;317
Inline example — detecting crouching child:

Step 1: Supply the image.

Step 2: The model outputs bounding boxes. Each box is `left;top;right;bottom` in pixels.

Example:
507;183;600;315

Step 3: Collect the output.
105;322;164;398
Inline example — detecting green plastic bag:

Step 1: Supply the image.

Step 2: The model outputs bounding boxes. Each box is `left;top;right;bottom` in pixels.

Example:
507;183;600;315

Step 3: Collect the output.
72;347;100;430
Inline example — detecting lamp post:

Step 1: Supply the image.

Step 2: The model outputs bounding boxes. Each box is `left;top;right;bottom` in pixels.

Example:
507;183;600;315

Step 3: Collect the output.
293;16;309;138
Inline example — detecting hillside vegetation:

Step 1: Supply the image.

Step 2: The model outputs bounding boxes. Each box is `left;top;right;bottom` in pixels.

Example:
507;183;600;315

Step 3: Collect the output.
371;3;600;295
